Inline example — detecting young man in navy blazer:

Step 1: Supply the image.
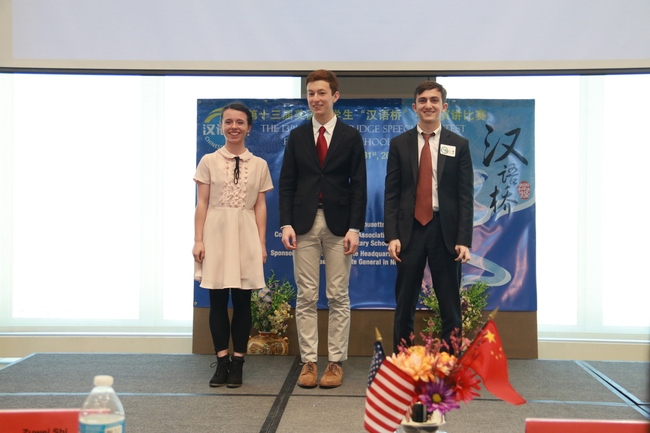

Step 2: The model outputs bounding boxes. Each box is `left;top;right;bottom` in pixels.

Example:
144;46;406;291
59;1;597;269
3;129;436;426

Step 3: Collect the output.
279;69;367;388
384;81;474;354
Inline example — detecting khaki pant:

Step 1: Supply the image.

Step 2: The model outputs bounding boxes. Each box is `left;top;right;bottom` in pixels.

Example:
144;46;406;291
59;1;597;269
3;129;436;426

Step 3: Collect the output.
293;210;351;363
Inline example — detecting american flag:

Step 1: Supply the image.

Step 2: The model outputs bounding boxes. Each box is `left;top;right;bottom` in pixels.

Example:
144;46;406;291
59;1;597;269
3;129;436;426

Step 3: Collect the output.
364;343;417;433
367;340;386;387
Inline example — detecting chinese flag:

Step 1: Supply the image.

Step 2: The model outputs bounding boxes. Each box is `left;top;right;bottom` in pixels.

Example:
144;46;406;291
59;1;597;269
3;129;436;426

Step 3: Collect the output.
459;319;526;405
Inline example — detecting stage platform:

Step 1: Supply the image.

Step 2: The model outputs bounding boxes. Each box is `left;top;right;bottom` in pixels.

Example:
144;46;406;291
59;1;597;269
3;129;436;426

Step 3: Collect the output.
0;353;648;432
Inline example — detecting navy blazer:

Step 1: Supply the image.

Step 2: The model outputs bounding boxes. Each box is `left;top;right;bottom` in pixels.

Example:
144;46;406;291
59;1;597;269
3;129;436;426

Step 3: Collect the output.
279;119;367;237
384;126;474;254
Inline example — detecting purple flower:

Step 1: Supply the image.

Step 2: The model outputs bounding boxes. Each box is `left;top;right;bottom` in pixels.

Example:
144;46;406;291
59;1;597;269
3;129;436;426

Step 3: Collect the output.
418;378;460;414
258;287;272;303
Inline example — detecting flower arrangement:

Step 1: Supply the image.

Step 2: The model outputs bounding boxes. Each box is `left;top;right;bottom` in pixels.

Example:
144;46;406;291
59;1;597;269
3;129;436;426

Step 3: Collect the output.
365;310;526;432
389;332;481;422
250;271;296;335
420;281;489;337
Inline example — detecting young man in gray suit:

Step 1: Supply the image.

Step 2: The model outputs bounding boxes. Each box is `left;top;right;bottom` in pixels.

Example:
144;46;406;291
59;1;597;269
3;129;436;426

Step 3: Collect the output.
384;81;474;354
279;69;367;388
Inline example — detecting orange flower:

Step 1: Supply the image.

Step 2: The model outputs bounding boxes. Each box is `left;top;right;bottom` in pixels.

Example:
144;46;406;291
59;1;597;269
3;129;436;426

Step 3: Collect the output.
388;346;437;382
433;352;457;377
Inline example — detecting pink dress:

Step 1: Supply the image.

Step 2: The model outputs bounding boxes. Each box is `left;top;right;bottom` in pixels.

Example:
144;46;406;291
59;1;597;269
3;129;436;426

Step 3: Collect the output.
194;147;273;289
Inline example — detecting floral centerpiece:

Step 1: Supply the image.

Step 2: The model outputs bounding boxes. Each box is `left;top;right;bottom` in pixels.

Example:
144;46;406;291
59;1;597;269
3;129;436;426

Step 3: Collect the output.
250;271;296;335
420;281;489;337
364;312;526;433
389;332;479;427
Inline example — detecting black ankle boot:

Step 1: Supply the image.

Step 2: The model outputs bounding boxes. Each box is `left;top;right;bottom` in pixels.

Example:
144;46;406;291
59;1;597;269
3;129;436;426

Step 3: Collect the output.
226;355;245;388
209;354;230;387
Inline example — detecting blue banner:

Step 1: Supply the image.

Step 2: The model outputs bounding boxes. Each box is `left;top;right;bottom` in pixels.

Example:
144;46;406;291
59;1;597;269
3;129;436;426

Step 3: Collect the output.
195;98;536;312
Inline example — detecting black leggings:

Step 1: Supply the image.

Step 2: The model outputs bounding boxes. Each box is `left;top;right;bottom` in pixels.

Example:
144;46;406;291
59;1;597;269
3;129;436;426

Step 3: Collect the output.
209;289;252;354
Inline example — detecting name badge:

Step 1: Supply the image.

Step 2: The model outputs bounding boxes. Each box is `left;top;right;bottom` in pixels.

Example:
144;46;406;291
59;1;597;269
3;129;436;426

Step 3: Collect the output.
440;144;456;157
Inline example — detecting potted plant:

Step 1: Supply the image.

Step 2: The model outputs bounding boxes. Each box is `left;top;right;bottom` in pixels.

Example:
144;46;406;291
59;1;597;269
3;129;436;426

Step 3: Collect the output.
247;272;296;355
420;281;490;338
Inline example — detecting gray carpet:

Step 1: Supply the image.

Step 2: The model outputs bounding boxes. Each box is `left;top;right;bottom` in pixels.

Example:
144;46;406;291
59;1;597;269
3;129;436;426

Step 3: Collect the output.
0;353;648;433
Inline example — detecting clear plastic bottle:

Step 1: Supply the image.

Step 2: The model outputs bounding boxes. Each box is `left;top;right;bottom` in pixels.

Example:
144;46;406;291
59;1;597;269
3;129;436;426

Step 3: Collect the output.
79;375;126;433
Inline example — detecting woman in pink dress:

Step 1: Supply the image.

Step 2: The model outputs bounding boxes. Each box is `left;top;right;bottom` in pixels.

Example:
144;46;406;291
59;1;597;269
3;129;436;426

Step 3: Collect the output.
192;103;273;387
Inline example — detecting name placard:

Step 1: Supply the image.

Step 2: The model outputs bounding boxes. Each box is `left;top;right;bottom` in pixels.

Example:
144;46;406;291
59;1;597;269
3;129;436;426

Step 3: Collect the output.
0;409;80;433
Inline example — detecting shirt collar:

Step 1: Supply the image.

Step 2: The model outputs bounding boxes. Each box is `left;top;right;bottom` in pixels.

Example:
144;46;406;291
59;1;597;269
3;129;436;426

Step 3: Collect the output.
218;147;252;161
313;116;338;135
417;124;442;137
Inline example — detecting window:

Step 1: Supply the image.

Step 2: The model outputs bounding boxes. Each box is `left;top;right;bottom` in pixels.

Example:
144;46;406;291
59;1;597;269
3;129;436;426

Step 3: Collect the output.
1;72;648;341
443;74;650;338
0;74;300;333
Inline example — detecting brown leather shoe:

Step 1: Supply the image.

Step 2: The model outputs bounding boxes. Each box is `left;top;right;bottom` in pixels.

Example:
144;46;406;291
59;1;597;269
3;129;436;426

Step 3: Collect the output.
297;361;318;388
319;362;343;388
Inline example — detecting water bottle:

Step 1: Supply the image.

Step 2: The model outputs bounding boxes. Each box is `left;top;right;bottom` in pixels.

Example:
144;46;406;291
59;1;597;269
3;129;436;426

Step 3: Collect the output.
79;375;126;433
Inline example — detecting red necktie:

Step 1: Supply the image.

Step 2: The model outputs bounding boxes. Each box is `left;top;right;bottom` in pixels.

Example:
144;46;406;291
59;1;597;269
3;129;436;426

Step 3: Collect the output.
317;126;327;167
415;132;434;225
